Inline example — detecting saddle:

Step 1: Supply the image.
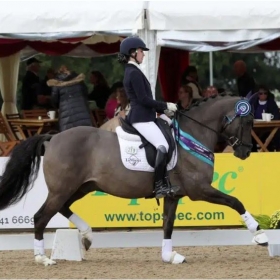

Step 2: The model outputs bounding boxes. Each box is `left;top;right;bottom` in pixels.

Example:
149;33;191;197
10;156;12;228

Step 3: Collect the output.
119;117;176;168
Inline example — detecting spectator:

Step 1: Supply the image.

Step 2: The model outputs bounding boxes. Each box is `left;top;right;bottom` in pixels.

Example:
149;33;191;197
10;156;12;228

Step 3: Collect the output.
177;85;193;110
181;65;203;101
88;71;111;109
203;86;218;97
21;57;41;110
105;81;123;120
233;60;256;97
47;65;93;132
250;85;280;151
114;87;130;119
37;68;56;109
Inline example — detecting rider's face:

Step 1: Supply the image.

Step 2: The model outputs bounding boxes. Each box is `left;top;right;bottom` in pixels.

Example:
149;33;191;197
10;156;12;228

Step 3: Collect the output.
135;48;145;64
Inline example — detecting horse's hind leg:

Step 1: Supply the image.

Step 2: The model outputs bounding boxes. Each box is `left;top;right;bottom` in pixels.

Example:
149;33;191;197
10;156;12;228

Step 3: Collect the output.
194;184;268;246
162;196;186;264
59;190;93;251
34;192;69;266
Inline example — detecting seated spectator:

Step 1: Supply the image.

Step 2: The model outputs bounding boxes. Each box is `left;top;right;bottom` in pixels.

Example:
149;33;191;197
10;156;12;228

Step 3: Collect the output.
203;86;218;97
114;87;130;119
217;88;226;94
177;85;193;110
105;81;123;120
88;71;111;109
251;85;279;120
181;65;203;102
250;85;280;151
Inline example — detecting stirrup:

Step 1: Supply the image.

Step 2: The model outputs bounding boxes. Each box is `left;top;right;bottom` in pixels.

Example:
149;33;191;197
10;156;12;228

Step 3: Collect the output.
154;185;170;199
154;179;170;199
154;179;180;199
165;176;180;196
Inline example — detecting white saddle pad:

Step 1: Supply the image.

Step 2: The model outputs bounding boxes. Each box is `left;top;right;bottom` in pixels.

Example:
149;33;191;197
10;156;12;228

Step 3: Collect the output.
115;126;178;172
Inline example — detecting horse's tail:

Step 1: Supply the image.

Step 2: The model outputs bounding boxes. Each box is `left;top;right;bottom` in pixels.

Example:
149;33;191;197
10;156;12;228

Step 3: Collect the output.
0;134;52;211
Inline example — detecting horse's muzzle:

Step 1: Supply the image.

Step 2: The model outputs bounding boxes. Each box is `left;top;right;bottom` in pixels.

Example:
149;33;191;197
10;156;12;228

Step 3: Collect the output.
234;145;252;160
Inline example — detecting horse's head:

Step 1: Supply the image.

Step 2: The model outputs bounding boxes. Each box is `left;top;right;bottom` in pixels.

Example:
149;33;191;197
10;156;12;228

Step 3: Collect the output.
221;97;254;160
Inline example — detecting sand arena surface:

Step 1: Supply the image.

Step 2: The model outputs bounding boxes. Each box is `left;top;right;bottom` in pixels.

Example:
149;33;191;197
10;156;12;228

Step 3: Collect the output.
0;245;279;279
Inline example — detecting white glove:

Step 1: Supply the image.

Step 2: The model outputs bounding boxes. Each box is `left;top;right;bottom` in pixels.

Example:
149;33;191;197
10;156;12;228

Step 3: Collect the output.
166;102;178;112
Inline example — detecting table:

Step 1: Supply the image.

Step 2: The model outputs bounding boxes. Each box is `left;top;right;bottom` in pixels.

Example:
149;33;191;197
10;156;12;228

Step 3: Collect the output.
8;118;58;140
252;120;280;152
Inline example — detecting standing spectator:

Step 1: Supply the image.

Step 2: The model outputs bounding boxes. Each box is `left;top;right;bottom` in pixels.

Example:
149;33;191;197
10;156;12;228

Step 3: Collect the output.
88;71;111;109
37;68;56;110
47;65;93;132
233;60;256;97
21;57;41;110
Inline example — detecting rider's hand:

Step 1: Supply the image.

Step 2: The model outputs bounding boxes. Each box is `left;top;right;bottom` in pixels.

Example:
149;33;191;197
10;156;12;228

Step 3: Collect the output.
166;102;178;112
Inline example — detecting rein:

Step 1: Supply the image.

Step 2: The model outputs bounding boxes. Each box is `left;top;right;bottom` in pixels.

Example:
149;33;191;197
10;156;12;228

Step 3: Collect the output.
174;99;253;149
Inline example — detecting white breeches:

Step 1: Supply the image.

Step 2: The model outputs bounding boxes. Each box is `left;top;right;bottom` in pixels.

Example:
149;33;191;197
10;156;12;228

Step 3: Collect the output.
132;121;169;152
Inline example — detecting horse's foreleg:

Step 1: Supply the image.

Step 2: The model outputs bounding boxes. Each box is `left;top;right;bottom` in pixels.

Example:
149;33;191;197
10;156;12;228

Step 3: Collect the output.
162;196;186;264
59;190;93;251
197;184;268;246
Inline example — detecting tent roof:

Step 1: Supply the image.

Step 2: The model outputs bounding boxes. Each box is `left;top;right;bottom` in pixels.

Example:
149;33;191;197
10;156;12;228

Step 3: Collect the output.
148;1;280;52
1;1;145;33
2;1;280;55
147;1;280;31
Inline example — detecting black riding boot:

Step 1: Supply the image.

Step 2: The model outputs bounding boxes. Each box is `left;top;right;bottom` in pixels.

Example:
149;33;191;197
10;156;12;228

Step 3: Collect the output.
154;145;180;199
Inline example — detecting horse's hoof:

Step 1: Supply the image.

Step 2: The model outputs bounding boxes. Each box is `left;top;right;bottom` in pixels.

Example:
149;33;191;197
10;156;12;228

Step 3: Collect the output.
35;254;57;266
252;229;269;247
172;251;186;264
81;227;93;251
162;251;186;264
82;238;92;251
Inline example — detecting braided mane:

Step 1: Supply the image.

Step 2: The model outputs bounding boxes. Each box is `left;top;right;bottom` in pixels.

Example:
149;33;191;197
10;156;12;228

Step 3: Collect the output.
181;92;238;112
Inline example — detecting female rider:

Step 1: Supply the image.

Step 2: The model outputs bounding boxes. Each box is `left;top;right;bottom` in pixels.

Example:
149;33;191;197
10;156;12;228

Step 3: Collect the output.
117;36;179;199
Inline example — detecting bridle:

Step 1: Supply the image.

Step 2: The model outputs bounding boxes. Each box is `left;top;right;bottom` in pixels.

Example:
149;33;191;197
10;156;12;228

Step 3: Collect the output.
174;100;254;150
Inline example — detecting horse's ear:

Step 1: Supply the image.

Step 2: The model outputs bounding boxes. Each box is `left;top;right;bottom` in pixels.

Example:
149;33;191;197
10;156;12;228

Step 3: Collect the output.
245;90;252;99
247;92;258;104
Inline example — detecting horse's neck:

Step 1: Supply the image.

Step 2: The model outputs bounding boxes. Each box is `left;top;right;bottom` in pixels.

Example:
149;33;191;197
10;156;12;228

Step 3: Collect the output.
179;98;230;151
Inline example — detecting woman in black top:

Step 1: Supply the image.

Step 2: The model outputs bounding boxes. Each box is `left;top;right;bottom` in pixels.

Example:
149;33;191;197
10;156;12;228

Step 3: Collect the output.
118;36;179;199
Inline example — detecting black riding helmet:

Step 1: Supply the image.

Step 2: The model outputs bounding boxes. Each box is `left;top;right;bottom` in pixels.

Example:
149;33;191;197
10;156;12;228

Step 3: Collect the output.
118;36;149;64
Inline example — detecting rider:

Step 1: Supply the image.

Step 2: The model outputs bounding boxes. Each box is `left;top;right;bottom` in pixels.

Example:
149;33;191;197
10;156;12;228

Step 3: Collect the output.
117;36;179;199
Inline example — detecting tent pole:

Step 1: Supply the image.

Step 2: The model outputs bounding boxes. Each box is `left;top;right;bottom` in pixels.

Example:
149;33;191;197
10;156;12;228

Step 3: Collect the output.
209;51;213;86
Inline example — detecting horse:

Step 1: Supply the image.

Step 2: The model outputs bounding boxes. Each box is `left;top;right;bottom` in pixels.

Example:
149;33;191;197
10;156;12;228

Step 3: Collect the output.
0;93;269;266
100;115;120;132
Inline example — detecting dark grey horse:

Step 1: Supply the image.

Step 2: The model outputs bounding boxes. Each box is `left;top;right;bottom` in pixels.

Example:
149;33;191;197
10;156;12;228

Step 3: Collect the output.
0;93;268;266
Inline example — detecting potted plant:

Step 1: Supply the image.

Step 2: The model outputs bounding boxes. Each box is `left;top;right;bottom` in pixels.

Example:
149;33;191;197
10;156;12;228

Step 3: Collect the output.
241;210;280;257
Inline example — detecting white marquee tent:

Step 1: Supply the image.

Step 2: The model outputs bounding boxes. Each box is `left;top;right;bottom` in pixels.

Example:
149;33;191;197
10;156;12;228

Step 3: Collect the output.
2;0;280;115
148;1;280;52
0;0;146;115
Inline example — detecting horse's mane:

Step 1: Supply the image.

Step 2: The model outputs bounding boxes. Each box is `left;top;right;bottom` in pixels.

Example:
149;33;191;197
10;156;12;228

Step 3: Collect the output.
181;92;239;113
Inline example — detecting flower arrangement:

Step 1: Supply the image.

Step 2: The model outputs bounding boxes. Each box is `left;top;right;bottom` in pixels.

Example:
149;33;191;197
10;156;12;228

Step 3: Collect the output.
270;210;280;229
240;210;280;229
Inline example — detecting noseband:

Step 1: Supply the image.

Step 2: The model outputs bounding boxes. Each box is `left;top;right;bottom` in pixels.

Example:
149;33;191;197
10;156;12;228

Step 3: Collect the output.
176;99;253;150
222;112;253;149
